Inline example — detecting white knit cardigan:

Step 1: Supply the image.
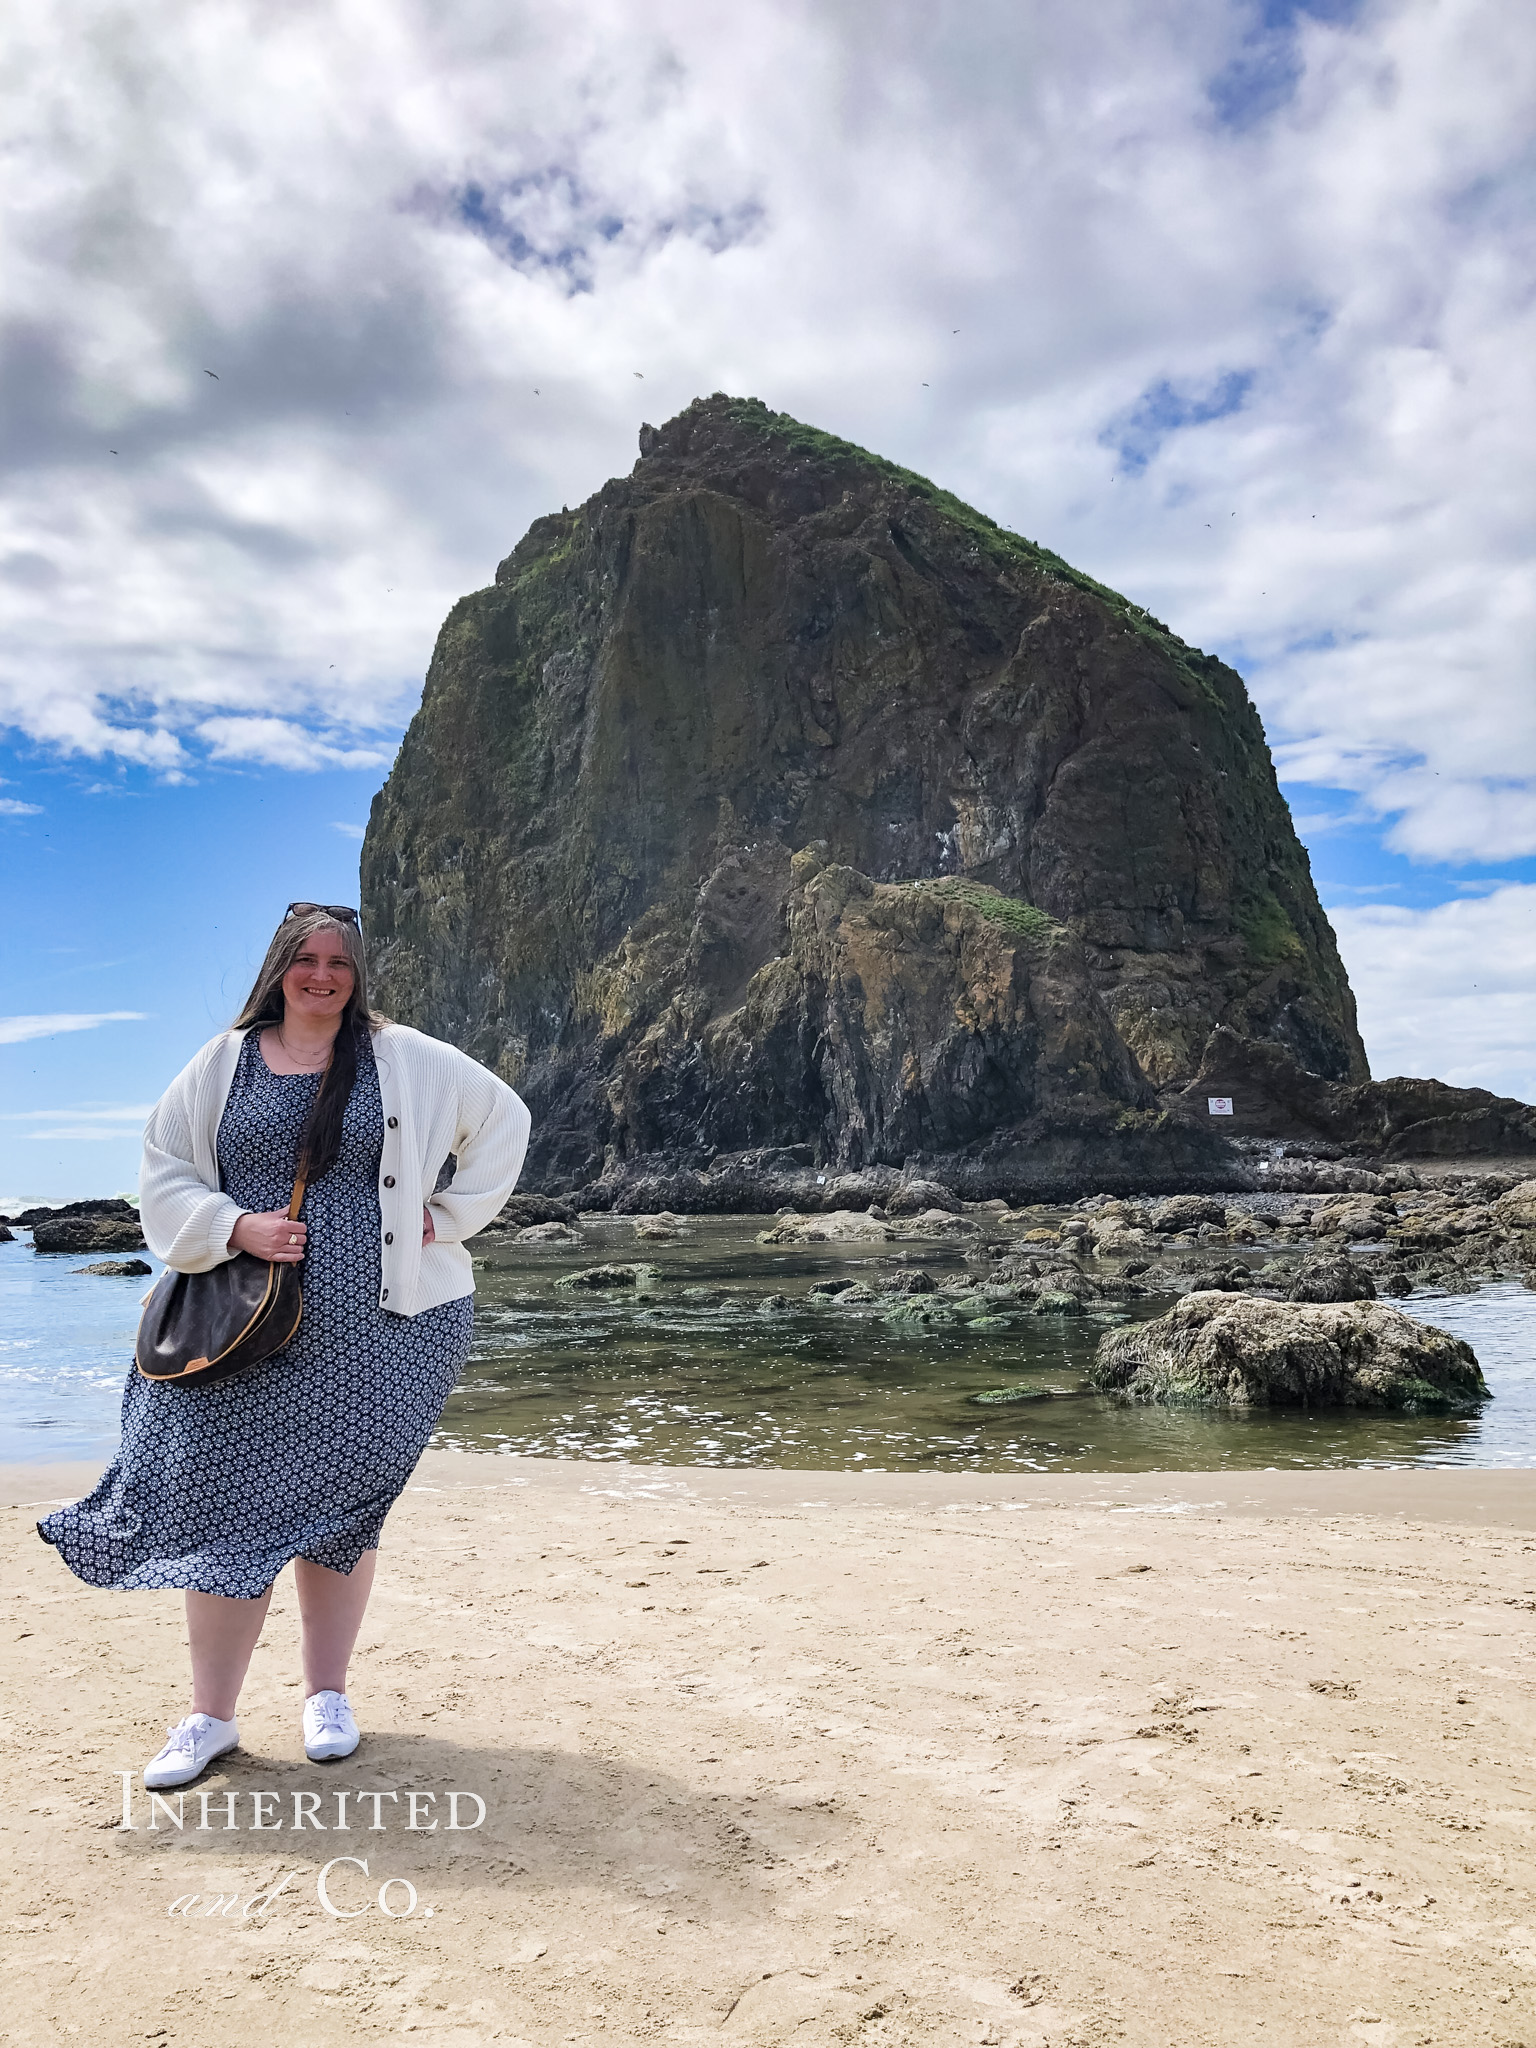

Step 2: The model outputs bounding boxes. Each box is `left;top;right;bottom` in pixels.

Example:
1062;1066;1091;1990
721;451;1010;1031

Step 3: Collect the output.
139;1022;531;1317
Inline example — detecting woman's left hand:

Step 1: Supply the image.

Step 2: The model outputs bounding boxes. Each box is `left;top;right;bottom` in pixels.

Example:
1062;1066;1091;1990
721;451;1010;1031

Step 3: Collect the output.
421;1205;436;1245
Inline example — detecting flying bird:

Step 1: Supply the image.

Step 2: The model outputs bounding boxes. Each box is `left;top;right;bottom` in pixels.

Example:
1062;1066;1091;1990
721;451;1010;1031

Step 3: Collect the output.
204;369;219;379
633;371;644;378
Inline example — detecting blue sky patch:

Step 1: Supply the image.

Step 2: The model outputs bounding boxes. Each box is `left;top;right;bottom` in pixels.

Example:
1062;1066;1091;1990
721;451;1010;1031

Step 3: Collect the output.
1208;0;1365;130
1101;369;1255;474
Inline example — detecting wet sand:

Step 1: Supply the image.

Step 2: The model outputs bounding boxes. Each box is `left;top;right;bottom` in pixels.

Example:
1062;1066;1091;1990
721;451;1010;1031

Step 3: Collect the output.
5;1455;1536;2046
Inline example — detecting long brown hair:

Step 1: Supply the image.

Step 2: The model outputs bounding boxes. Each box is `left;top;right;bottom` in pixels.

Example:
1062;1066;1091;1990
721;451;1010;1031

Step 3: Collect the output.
234;910;385;1186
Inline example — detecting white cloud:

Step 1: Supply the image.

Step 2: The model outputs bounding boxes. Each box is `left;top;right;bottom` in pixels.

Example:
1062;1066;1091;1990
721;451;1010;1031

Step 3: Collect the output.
331;821;367;840
0;797;42;814
0;0;1529;870
0;1012;148;1046
1329;884;1536;1102
198;716;396;771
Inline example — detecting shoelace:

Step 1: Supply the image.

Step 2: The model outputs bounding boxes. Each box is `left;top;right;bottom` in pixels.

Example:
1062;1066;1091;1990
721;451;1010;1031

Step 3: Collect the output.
162;1719;205;1757
313;1694;349;1732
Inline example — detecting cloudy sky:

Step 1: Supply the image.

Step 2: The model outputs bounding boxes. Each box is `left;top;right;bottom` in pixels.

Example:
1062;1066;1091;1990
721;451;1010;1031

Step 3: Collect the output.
2;0;1532;1199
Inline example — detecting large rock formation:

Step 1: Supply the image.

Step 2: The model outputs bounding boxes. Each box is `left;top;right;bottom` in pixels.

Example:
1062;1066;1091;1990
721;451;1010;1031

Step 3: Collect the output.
361;395;1518;1202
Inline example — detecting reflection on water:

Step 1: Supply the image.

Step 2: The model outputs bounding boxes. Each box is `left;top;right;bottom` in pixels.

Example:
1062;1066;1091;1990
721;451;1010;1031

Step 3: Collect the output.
443;1216;1536;1472
4;1218;1534;1471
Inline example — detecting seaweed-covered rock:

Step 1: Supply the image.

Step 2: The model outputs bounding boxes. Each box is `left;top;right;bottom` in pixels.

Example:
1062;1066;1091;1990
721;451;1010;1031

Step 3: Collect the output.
1285;1254;1377;1303
32;1215;147;1254
631;1211;692;1240
73;1258;154;1277
1089;1293;1486;1410
757;1208;891;1245
889;1209;978;1241
1086;1218;1153;1256
885;1180;961;1217
879;1269;938;1297
1492;1181;1536;1232
1308;1195;1395;1241
552;1262;661;1291
882;1296;961;1328
515;1220;582;1244
1033;1290;1086;1316
1149;1195;1226;1233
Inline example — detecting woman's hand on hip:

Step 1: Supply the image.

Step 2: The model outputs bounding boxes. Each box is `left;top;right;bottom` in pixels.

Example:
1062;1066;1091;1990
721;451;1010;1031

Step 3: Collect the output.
422;1205;436;1246
230;1211;308;1262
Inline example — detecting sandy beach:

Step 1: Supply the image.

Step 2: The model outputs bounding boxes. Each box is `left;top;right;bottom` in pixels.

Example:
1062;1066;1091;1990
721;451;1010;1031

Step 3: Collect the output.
5;1456;1536;2048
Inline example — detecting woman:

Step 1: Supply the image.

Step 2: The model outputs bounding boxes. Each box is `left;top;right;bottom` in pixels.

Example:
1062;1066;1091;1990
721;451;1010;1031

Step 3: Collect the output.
39;903;530;1788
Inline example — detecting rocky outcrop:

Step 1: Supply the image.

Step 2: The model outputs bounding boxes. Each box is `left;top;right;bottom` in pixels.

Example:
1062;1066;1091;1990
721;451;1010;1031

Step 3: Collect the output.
13;1196;140;1228
1090;1294;1487;1410
1169;1027;1536;1158
1284;1254;1377;1303
33;1214;147;1254
362;393;1525;1203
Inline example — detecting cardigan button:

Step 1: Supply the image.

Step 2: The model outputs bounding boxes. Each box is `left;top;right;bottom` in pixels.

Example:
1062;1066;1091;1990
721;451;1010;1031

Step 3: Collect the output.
381;1289;389;1301
387;1116;398;1128
384;1231;393;1245
383;1175;395;1187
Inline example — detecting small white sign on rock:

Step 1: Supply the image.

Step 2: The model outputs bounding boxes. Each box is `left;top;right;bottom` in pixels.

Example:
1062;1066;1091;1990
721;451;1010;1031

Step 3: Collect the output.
1207;1096;1235;1116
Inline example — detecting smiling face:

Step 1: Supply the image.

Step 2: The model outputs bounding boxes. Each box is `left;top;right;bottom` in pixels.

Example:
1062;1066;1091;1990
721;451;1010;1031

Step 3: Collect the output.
279;925;356;1028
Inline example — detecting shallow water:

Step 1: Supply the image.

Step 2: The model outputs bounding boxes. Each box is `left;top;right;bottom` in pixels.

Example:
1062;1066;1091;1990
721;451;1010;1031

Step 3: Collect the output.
3;1217;1534;1471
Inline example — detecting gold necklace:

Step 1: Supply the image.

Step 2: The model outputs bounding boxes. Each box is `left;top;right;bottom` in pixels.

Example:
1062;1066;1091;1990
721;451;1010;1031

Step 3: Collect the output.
275;1027;331;1072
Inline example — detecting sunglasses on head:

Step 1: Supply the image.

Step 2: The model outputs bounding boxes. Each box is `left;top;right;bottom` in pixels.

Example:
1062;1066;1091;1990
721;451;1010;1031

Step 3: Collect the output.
284;901;360;927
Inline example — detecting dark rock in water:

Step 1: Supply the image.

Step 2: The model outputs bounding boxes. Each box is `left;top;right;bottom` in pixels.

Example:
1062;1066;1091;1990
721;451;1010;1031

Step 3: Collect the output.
552;1262;660;1292
882;1296;961;1328
364;394;1378;1203
73;1258;154;1277
33;1215;147;1254
1033;1290;1086;1316
514;1220;582;1244
1286;1254;1377;1303
13;1196;140;1228
885;1179;962;1217
879;1269;939;1296
479;1193;577;1231
1090;1294;1487;1410
0;1223;12;1243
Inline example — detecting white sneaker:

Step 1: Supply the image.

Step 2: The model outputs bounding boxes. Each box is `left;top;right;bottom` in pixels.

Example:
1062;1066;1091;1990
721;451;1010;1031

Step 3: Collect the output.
303;1690;360;1761
143;1713;239;1789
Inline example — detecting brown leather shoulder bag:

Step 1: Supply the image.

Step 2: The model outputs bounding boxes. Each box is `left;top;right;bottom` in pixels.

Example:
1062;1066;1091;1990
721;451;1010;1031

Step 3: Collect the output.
135;1171;307;1386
